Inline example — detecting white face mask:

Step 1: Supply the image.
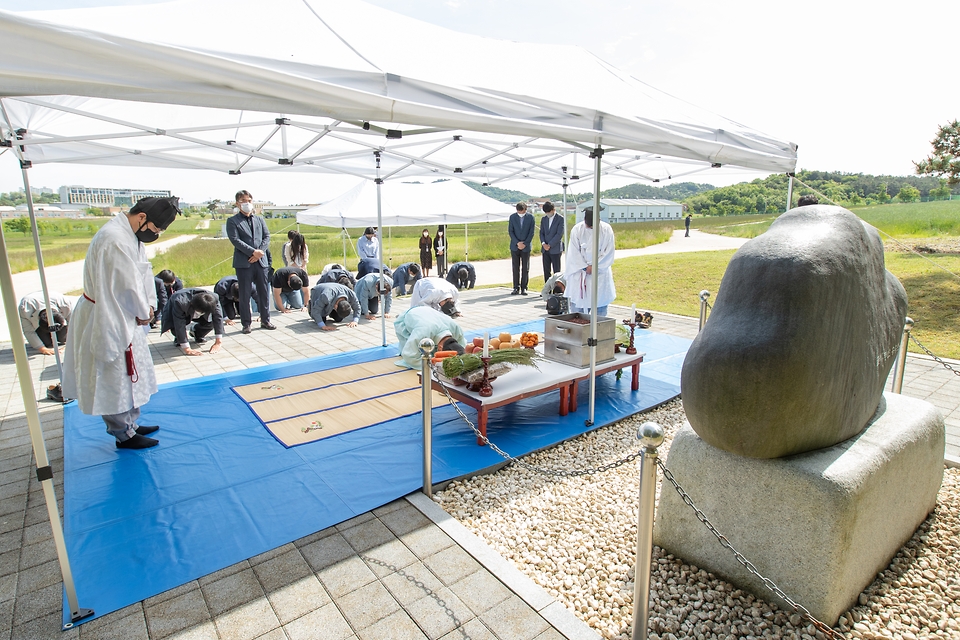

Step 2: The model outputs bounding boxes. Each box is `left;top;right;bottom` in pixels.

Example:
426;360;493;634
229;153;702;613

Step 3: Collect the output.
423;232;429;237
239;202;254;214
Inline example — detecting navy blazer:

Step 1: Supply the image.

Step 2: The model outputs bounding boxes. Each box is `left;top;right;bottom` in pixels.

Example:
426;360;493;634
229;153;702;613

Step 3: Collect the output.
508;212;535;253
160;288;225;346
539;213;564;255
226;212;270;269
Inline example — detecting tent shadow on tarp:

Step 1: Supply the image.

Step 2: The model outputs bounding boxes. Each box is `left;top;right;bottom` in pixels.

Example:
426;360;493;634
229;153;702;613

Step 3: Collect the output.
62;321;689;626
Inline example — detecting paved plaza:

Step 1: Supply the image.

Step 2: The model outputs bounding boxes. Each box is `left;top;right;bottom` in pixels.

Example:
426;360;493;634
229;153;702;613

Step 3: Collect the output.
1;273;958;639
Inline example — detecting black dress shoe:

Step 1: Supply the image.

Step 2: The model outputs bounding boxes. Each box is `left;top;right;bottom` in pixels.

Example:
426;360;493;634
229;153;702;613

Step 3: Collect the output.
261;322;277;330
46;384;64;403
520;289;528;295
510;289;520;295
189;330;208;344
241;325;252;334
135;425;160;436
116;434;159;449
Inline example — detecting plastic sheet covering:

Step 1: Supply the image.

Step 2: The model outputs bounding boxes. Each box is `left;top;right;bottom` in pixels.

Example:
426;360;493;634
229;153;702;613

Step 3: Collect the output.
62;320;689;625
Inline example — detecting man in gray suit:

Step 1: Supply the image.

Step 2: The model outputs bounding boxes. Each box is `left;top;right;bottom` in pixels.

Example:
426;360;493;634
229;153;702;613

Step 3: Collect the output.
508;202;535;295
539;201;564;280
226;190;275;333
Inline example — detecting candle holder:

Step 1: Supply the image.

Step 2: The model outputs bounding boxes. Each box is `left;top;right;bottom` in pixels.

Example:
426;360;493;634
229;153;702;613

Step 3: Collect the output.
478;355;494;397
622;319;637;355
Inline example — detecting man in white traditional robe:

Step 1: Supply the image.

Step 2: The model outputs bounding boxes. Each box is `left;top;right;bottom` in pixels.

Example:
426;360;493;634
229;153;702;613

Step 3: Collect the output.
564;205;616;317
62;197;180;449
408;277;462;318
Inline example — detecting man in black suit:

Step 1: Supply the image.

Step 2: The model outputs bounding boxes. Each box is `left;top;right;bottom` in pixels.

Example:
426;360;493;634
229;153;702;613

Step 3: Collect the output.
508;202;535;295
160;288;225;356
226;190;275;333
539;201;564;280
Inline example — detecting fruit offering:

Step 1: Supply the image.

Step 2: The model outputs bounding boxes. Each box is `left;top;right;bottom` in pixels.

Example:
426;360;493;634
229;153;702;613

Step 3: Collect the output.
520;332;539;348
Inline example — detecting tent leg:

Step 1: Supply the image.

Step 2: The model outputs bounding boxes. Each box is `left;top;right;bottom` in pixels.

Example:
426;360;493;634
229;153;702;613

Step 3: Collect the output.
0;207;93;629
464;224;468;263
21;165;64;384
375;153;386;347
587;148;603;427
786;174;794;212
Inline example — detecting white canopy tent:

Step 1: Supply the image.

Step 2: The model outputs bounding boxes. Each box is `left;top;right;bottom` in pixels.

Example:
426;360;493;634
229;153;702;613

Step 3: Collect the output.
0;0;797;627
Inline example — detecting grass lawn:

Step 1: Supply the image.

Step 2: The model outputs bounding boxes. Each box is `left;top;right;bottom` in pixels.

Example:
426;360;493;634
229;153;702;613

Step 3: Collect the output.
613;249;960;360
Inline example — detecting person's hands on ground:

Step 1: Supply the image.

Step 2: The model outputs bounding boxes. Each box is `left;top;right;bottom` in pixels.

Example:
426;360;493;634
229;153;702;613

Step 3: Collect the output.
321;325;337;331
209;340;222;354
225;318;235;326
38;346;55;356
279;307;291;314
348;321;358;328
182;347;203;356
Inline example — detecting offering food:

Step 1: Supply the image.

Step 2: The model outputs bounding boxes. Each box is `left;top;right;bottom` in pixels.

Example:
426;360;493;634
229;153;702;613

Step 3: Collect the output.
520;332;539;348
499;332;513;343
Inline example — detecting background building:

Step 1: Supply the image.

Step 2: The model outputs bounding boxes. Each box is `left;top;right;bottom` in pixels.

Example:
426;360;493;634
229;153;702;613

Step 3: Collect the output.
59;185;172;207
576;198;683;224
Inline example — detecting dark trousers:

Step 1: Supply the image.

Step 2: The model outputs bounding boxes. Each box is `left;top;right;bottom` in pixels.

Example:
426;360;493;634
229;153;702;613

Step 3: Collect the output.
36;320;67;348
368;297;380;315
237;265;270;327
192;317;214;341
542;252;561;280
511;250;530;292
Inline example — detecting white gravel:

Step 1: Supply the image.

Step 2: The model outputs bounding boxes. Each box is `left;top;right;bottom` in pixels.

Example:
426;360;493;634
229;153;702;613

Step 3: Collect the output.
434;399;960;640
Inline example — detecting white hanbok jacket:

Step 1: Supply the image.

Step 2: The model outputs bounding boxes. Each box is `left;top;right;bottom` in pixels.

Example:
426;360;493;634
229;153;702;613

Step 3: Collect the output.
62;215;158;416
564;220;617;310
408;277;460;314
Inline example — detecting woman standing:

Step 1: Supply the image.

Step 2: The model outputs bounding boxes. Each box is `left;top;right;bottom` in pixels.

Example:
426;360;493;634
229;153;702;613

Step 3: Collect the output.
419;228;433;277
284;231;309;269
433;225;447;277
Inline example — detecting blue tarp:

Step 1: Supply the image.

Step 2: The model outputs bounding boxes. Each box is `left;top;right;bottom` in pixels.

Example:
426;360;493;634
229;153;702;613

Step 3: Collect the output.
62;321;688;625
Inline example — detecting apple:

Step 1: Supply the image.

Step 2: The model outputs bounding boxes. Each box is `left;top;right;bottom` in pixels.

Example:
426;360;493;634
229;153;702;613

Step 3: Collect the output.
472;337;484;348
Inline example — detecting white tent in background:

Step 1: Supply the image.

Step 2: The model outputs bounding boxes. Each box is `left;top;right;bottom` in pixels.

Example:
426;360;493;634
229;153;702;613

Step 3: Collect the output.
0;0;798;626
297;180;513;228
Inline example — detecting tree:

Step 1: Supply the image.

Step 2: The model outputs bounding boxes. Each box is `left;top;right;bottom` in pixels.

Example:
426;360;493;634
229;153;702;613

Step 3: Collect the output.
930;179;952;200
915;120;960;186
876;182;891;204
896;184;920;203
206;199;223;219
3;217;31;236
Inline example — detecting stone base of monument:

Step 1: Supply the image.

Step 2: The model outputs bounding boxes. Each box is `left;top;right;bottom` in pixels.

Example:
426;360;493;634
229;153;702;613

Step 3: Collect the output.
654;393;945;625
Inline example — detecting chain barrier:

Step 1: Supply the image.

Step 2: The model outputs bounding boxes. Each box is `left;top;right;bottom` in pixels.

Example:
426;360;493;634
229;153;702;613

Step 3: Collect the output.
430;366;643;477
909;334;960;378
657;460;844;640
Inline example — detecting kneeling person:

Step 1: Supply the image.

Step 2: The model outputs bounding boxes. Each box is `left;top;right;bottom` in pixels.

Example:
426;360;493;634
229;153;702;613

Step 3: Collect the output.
272;266;311;312
445;262;476;290
410;277;462;318
318;264;356;289
161;288;225;356
214;275;258;325
392;262;422;296
394;306;466;369
18;291;73;355
309;282;361;331
355;272;393;320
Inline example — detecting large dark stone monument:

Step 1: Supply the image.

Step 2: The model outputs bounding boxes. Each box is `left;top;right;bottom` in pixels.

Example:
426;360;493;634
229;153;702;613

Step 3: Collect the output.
681;205;909;458
656;205;945;624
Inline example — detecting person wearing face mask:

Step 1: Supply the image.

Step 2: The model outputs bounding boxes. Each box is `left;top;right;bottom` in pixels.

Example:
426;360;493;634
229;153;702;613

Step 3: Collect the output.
62;196;180;450
408;276;462;318
508;202;535;295
418;228;433;277
433;225;447;276
226;190;275;334
391;262;422;296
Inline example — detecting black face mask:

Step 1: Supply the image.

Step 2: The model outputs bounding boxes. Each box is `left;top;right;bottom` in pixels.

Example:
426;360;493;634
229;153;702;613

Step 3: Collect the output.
135;220;160;243
440;300;458;317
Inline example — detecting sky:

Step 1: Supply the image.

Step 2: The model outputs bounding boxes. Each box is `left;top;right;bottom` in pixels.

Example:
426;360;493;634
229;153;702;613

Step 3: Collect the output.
0;0;955;204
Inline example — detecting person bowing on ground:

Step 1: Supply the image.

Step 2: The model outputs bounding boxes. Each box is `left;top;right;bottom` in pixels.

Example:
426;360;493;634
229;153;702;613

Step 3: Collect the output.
62;196;181;450
18;291;74;356
308;282;361;331
318;264;356;289
445;261;476;290
409;276;462;318
160;288;225;356
271;265;311;312
213;275;259;326
392;262;422;296
354;272;393;320
394;306;466;369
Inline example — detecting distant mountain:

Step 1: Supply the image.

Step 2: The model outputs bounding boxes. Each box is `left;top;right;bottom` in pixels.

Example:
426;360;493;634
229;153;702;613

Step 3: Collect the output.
540;181;714;203
463;182;533;203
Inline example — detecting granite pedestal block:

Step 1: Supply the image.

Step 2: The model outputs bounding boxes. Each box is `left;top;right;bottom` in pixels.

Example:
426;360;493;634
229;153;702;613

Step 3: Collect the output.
654;393;944;625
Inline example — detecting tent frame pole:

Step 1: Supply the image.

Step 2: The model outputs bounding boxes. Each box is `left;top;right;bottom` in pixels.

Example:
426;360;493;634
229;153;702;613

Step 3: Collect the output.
375;152;386;347
786;174;794;212
464;224;468;263
20;164;64;383
561;172;569;264
0;173;93;628
587;147;603;426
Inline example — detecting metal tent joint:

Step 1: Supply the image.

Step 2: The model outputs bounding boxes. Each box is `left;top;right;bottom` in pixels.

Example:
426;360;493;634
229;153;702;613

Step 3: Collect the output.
278;158;293;165
590;146;604;159
275;117;290;126
0;139;11;147
36;465;53;482
229;169;241;175
587;337;598;347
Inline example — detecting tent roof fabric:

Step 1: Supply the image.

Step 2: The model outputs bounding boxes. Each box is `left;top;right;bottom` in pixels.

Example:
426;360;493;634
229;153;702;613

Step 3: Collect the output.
296;180;514;227
0;0;797;185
